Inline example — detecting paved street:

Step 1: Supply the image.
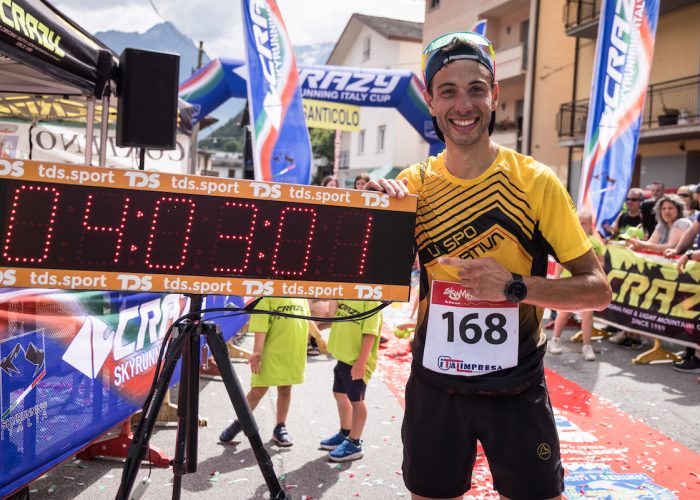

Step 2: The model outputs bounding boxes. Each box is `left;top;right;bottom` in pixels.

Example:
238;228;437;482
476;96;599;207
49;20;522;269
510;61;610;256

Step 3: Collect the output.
23;320;700;499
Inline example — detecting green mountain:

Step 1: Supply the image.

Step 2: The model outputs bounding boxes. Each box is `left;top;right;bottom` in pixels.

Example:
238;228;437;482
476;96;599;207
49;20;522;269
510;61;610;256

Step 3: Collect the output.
199;110;245;152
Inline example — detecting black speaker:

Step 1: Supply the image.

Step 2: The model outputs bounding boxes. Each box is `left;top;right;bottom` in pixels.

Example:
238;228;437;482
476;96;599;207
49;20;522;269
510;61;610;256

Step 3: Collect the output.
116;49;180;150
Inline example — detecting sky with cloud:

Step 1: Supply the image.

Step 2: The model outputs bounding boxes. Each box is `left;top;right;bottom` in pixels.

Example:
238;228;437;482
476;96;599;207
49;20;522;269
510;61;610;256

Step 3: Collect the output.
51;0;426;58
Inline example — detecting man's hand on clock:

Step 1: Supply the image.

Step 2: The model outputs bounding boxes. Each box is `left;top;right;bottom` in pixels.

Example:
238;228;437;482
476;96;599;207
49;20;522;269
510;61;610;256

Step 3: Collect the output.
365;177;409;198
438;256;512;301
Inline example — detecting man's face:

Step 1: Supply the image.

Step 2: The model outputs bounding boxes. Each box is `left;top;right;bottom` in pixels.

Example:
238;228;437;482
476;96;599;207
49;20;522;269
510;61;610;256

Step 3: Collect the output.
625;190;642;208
650;183;664;199
423;59;498;149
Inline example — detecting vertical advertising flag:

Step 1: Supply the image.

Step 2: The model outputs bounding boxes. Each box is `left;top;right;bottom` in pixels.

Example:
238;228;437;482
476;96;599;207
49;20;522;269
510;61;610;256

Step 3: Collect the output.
241;0;312;184
577;0;659;234
470;19;488;36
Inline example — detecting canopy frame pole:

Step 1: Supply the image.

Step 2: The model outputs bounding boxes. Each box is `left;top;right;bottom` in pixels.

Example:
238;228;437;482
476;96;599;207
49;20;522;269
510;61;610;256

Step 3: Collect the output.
98;93;110;166
85;96;95;165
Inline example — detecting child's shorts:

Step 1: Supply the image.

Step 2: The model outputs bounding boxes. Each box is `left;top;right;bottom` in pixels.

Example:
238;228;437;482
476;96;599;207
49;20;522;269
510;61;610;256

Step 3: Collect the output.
332;361;366;402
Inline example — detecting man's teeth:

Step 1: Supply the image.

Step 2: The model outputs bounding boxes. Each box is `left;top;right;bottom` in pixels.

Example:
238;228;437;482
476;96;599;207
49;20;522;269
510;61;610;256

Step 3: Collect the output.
452;118;477;127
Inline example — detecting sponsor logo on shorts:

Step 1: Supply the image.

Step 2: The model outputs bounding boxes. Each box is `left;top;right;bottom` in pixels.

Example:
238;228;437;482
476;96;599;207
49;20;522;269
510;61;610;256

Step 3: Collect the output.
537;443;552;460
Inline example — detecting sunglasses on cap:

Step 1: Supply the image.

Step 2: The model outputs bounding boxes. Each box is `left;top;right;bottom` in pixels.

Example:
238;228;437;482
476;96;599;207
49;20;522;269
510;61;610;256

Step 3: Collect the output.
421;31;496;86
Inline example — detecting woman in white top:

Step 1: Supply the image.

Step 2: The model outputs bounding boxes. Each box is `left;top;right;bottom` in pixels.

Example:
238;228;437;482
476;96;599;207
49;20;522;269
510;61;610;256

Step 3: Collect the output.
627;194;691;252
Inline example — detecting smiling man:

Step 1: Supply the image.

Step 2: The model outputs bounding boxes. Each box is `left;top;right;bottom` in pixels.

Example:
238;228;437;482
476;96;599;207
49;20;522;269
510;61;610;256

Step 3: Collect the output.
366;33;611;500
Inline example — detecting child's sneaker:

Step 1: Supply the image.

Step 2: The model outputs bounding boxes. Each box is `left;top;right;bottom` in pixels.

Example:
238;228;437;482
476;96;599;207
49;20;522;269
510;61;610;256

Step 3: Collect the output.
272;423;293;447
548;337;563;354
328;438;363;462
219;420;242;442
320;432;347;450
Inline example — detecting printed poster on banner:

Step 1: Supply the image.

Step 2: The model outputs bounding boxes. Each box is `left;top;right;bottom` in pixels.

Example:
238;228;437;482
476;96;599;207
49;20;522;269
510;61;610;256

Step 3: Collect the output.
423;280;518;376
596;245;699;348
0;289;202;498
241;0;312;184
578;0;659;235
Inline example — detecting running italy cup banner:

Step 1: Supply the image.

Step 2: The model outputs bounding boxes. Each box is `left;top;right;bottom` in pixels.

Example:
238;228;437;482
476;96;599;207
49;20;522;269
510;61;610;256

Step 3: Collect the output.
179;59;443;156
0;289;247;497
241;0;311;184
577;0;659;235
596;245;699;348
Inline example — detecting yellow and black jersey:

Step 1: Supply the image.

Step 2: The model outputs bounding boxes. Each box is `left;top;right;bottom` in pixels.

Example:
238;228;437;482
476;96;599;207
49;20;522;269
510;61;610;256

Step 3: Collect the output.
397;146;591;394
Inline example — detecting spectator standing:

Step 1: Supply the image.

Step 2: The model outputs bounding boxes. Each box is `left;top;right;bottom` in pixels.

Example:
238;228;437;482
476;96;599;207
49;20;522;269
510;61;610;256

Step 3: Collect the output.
322;175;339;188
640;181;665;238
320;300;382;462
602;187;644;239
627;194;691;253
549;210;604;361
219;297;309;446
672;237;700;375
677;184;698;220
354;174;370;191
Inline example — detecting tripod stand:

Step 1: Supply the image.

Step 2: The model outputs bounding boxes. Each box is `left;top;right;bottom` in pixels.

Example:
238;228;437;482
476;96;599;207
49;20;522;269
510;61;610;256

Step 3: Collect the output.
116;296;288;499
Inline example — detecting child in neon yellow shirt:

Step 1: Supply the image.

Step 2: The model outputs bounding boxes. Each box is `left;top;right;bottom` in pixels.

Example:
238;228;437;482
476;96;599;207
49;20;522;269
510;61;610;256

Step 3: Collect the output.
320;300;382;462
219;297;309;446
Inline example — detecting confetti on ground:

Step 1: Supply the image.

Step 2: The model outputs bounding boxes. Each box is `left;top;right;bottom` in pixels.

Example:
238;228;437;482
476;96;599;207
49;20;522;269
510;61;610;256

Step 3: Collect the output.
209;471;221;483
228;478;249;484
47;485;57;494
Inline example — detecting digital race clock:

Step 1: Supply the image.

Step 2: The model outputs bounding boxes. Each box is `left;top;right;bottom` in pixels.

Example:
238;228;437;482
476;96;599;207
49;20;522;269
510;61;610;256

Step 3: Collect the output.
0;160;417;301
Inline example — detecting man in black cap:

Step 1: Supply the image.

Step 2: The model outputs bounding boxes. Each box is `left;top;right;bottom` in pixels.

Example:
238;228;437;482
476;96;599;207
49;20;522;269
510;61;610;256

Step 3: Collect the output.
366;33;611;500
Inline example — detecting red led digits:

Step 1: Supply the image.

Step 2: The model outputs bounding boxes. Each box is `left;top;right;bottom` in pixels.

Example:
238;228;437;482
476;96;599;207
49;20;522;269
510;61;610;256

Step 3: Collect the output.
212;201;258;273
144;196;196;270
271;206;317;277
80;194;131;264
3;185;59;263
328;213;373;277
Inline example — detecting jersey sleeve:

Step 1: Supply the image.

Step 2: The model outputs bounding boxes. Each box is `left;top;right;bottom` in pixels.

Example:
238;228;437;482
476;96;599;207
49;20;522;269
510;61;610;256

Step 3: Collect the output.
361;301;382;336
536;167;591;263
248;297;271;334
396;164;422;195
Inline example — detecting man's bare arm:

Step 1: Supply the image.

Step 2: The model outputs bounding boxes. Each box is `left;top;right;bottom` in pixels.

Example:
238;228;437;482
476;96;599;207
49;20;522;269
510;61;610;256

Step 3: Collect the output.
439;249;611;312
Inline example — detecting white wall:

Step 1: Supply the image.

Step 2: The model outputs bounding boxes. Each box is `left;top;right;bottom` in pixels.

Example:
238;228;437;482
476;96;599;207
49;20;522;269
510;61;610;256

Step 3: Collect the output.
334;22;429;178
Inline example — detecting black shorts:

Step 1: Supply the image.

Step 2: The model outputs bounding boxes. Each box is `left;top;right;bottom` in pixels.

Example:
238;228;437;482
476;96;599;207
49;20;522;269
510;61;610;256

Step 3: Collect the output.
332;361;367;402
401;371;563;499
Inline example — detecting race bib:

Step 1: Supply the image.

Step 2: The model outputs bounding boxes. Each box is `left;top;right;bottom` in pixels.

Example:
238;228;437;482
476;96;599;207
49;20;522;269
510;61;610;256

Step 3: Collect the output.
423;280;519;376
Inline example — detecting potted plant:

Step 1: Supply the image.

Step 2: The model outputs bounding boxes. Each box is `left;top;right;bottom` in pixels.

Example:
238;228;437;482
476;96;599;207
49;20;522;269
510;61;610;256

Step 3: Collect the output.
658;106;680;126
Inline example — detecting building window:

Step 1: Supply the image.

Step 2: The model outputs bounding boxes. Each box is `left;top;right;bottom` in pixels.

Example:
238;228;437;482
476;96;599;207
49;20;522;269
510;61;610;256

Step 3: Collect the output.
377;125;386;152
228;169;237;178
339;150;349;169
429;0;440;10
362;36;371;61
358;130;365;154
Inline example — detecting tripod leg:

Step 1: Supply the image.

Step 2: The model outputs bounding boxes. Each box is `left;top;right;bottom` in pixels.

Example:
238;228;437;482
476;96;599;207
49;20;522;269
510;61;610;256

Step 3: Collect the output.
116;326;188;500
204;325;288;499
171;322;201;500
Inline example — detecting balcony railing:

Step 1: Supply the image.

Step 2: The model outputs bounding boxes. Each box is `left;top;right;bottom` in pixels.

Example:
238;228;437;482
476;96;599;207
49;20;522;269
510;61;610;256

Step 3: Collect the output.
557;74;700;138
563;0;601;34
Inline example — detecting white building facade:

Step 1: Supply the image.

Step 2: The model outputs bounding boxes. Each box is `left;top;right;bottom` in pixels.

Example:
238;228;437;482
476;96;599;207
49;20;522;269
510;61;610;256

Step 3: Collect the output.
327;14;429;187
